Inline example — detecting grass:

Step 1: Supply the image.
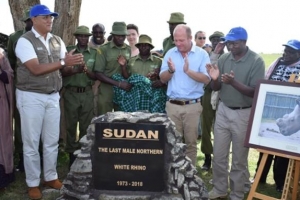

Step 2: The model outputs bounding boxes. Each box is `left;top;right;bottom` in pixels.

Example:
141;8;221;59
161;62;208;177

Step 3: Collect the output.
0;54;284;199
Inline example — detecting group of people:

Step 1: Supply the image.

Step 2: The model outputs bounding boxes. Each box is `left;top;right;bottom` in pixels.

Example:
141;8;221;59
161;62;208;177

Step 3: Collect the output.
1;3;299;200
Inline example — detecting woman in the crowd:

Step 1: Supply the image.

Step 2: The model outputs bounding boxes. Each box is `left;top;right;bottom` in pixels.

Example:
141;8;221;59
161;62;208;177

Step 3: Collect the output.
0;47;14;191
126;24;139;57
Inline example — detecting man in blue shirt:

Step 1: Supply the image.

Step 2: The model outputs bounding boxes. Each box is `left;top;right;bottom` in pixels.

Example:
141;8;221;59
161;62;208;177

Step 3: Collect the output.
160;24;211;166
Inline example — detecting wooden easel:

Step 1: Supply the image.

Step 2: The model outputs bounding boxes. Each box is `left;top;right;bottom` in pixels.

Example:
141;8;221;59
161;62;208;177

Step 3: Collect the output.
247;74;300;199
247;149;300;200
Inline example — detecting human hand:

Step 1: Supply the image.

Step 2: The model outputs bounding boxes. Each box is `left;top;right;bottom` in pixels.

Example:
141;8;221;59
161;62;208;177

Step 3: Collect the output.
167;57;175;72
214;42;226;54
206;63;219;81
117;55;127;67
151;80;164;88
183;55;189;73
119;81;132;91
64;49;84;67
221;70;234;84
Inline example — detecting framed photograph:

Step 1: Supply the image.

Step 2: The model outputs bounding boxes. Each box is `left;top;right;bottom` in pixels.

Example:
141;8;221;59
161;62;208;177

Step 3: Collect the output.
245;80;300;157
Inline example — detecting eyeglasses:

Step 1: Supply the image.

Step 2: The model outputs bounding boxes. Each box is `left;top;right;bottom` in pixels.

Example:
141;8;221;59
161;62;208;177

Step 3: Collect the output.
36;15;53;20
198;37;206;40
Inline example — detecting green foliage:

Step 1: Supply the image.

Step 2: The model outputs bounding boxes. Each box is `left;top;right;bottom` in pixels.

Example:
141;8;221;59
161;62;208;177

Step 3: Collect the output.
260;53;281;68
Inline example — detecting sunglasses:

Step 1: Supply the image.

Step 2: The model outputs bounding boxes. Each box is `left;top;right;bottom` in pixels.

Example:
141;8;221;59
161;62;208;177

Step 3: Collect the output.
198;37;206;40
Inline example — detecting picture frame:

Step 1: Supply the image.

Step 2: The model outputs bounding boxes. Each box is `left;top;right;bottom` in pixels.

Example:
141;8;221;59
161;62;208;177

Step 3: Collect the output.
245;79;300;157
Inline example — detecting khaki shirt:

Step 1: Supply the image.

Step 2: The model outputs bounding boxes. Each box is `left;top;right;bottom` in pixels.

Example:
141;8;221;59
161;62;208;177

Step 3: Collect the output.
94;41;131;77
162;36;175;57
63;45;97;87
128;54;162;77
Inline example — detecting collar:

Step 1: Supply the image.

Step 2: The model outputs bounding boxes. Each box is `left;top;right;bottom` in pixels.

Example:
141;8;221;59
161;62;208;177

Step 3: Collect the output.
31;27;53;41
109;41;127;49
229;46;250;62
136;54;153;61
75;45;91;53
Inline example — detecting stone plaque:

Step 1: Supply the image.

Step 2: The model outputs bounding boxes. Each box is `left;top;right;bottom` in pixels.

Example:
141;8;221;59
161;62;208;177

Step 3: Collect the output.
93;122;165;192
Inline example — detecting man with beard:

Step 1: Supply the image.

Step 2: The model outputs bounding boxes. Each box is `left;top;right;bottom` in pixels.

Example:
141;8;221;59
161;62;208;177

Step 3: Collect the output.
206;27;265;200
114;34;166;112
61;26;97;168
162;12;186;57
94;22;131;115
7;8;33;172
253;39;300;193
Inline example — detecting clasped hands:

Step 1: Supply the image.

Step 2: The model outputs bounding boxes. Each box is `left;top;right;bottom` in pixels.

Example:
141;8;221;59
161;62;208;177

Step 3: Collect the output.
206;64;235;84
167;54;190;74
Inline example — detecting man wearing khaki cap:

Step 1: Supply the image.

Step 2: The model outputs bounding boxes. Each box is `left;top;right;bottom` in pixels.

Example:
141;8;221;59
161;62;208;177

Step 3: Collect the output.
162;12;186;56
114;34;166;112
61;25;97;169
94;22;131;115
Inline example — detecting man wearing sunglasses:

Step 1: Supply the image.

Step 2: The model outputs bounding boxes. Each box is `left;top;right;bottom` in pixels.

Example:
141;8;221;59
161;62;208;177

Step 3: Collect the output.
194;31;206;48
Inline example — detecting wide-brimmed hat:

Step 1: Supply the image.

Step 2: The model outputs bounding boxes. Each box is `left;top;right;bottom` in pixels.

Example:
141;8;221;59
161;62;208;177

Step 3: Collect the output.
21;8;31;22
167;12;186;24
209;31;224;41
282;40;300;50
73;25;92;36
135;34;154;49
30;4;58;18
110;22;128;35
222;27;247;42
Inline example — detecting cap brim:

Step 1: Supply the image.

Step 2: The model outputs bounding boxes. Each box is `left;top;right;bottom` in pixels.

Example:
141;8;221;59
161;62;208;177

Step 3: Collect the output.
30;12;59;18
282;44;298;50
135;43;154;49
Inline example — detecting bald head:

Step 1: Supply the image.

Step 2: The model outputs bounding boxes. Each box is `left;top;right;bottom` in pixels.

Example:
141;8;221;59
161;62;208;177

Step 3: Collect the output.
173;24;192;38
173;24;193;53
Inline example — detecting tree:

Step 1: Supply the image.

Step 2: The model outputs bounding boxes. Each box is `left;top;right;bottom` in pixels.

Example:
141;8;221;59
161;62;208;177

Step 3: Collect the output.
8;0;40;32
8;0;81;45
52;0;82;46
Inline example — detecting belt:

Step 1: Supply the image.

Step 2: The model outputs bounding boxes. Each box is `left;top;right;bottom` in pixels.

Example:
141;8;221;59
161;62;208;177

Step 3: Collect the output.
227;106;251;110
169;98;201;105
66;86;92;93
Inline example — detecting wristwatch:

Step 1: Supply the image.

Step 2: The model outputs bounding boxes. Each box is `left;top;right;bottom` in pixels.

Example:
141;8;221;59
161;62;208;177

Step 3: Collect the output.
60;59;65;68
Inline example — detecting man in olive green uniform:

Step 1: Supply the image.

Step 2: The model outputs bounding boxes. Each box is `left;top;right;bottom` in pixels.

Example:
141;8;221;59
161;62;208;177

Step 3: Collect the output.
116;34;166;112
62;26;97;168
200;31;225;171
6;8;32;172
88;23;107;117
94;22;131;115
162;12;186;56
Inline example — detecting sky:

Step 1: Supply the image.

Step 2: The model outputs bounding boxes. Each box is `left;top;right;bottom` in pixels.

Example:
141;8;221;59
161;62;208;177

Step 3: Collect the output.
1;0;300;54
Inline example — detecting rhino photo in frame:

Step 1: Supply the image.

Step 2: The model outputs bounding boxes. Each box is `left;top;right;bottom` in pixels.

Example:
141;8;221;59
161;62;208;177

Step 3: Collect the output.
245;80;300;157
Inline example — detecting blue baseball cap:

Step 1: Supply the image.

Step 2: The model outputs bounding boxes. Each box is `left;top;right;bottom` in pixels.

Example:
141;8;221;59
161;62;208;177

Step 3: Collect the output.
30;4;59;18
283;40;300;50
222;27;248;42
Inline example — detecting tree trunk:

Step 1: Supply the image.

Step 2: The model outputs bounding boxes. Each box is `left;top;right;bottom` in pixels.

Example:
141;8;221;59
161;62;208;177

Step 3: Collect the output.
8;0;40;31
52;0;82;46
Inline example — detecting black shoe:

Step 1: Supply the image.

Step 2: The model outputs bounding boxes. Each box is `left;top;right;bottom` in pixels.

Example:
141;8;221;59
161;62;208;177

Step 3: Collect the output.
201;154;211;171
16;153;25;172
276;185;283;193
69;153;76;169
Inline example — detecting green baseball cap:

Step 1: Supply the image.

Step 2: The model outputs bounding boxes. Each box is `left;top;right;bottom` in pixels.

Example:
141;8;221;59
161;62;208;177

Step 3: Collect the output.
73;25;92;36
167;12;186;24
110;22;128;35
135;34;154;49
